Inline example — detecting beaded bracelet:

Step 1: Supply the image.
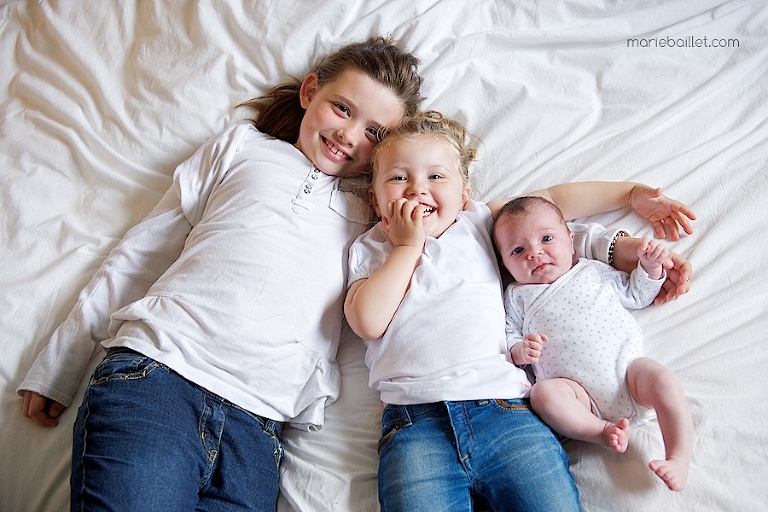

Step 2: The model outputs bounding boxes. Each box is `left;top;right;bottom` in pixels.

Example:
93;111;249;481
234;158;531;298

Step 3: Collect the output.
607;230;630;267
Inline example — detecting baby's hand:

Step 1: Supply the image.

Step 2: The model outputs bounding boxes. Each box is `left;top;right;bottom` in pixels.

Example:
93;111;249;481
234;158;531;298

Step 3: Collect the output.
381;198;426;249
511;334;548;365
629;186;696;240
638;237;671;280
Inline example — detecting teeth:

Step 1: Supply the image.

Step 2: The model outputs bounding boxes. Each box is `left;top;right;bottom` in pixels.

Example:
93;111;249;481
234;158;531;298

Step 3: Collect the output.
422;206;435;216
325;139;349;160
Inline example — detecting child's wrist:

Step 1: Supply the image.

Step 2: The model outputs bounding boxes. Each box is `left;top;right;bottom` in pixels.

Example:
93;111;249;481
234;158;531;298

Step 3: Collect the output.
608;230;630;267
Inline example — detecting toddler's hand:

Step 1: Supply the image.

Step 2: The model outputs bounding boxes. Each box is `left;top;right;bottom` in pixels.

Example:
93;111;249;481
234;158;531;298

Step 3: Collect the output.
629;186;696;240
382;198;426;249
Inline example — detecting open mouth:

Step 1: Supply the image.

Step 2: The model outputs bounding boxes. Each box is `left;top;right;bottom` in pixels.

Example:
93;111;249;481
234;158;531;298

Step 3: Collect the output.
323;137;350;161
421;205;436;216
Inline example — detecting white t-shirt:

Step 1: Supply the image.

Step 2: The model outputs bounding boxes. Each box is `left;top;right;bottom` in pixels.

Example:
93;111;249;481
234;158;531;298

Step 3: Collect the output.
347;200;620;405
18;123;372;430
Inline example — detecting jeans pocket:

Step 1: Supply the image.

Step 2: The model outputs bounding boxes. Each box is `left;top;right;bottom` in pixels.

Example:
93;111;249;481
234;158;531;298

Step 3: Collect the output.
377;405;412;454
90;348;166;386
493;398;531;411
377;420;404;454
257;417;284;469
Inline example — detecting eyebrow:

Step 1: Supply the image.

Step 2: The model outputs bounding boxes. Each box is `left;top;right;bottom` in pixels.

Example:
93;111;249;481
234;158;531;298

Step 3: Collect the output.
330;92;383;129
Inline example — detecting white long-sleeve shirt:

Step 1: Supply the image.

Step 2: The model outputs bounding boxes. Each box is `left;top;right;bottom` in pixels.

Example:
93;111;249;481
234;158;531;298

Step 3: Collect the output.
18;123;372;430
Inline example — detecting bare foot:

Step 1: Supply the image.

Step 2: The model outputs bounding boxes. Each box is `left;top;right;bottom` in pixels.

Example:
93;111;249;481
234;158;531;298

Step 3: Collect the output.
603;418;631;453
649;457;689;491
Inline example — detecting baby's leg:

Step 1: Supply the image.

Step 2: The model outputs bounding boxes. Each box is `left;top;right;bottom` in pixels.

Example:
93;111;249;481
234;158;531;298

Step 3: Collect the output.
530;378;630;453
626;357;692;491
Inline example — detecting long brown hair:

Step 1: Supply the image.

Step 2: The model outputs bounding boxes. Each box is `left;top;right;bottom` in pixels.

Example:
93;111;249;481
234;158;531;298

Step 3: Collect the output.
239;36;423;143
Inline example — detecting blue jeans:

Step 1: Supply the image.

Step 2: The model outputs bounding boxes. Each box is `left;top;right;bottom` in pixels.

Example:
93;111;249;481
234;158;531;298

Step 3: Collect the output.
71;347;283;511
377;400;581;512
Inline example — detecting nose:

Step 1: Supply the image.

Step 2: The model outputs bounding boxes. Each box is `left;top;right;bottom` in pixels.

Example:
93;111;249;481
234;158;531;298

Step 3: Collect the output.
406;177;427;197
336;122;364;148
335;126;351;146
527;246;541;259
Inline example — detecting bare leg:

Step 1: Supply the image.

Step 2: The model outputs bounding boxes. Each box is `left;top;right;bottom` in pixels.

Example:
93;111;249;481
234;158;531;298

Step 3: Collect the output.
626;357;692;491
530;378;631;452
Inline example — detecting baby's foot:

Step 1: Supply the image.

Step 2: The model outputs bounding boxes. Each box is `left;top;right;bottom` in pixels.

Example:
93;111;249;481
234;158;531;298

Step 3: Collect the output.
603;418;631;453
649;457;689;491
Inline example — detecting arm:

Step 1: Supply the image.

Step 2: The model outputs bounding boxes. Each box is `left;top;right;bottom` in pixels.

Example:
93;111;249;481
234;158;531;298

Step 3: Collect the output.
344;199;424;340
17;125;248;426
18;186;191;426
487;182;696;238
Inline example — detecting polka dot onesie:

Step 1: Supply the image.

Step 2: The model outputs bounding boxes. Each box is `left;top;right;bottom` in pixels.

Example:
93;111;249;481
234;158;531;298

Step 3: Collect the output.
503;258;664;424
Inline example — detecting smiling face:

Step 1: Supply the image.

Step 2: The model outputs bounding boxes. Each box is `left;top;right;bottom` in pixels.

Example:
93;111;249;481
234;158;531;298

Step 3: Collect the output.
494;202;575;284
370;134;471;239
295;68;406;178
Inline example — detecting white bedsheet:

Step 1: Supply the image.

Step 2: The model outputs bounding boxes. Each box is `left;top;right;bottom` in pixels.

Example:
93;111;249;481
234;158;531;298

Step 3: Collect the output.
1;1;767;511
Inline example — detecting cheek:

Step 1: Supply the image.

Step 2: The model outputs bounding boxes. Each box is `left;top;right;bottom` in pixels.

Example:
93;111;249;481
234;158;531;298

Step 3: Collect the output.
357;140;378;164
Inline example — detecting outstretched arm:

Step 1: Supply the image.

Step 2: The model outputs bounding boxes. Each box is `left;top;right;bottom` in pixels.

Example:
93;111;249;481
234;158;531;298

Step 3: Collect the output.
487;181;696;239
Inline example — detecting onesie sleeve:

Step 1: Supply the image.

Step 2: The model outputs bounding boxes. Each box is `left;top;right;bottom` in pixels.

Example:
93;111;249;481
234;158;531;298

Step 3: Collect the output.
610;262;666;309
568;222;628;265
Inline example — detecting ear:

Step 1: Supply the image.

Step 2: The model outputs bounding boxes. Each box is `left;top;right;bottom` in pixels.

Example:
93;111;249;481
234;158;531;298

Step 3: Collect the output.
299;73;319;109
461;186;472;209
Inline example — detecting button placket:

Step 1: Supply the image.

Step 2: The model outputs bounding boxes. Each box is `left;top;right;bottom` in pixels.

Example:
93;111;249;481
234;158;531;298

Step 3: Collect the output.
292;166;323;213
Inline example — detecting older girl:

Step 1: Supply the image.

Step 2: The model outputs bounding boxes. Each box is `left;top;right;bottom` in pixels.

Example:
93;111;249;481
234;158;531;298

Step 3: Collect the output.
18;37;422;511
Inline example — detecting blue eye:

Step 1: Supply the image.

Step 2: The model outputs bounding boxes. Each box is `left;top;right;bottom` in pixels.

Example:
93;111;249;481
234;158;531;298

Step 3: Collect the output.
542;235;554;242
512;247;524;256
365;127;379;142
335;104;350;116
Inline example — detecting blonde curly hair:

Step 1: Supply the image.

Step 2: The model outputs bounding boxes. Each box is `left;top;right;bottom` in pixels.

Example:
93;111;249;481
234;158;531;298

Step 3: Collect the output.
371;110;477;187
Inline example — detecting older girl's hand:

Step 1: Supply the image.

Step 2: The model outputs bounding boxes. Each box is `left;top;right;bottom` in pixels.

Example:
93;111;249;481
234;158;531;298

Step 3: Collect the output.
629;186;696;240
655;249;692;305
22;390;66;427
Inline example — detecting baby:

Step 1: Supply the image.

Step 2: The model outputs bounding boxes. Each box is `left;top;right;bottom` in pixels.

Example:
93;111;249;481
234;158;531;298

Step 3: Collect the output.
493;195;693;491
